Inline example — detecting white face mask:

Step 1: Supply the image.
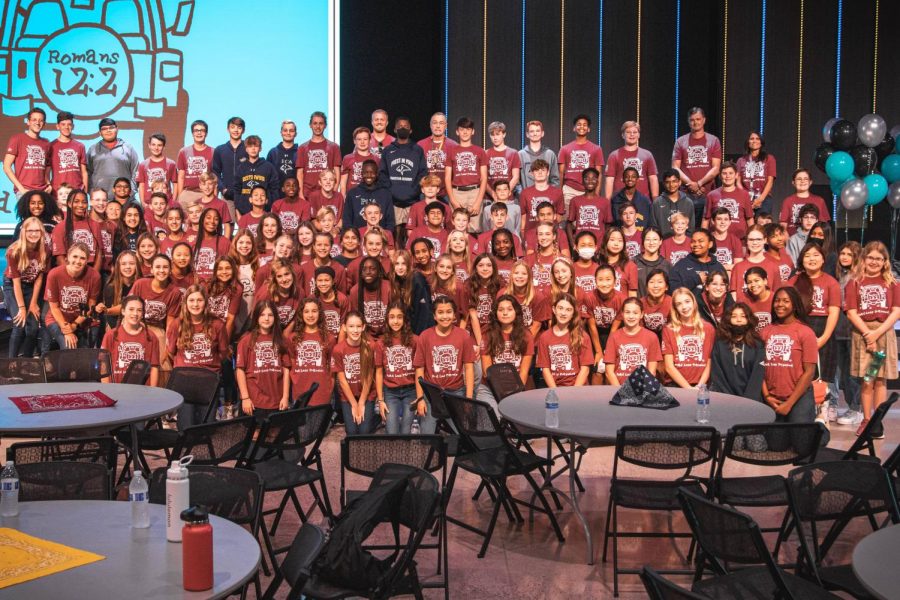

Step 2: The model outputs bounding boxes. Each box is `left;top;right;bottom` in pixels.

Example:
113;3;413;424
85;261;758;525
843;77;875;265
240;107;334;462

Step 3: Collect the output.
578;247;596;260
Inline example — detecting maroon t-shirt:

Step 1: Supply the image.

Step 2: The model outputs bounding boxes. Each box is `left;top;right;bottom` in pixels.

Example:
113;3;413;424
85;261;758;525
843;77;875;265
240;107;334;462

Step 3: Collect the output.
779;194;830;235
712;232;744;265
199;197;233;225
192;236;231;281
170;272;195;297
136;157;178;204
573;262;598;295
49;138;86;191
370;134;395;158
787;273;840;318
236;212;263;237
605;146;658;196
344;255;392;290
524;252;556;294
672;133;722;195
50;219;100;262
641;295;673;333
382;336;418;387
407;200;451;232
536;329;594;386
481;330;535;369
145;212;168;239
736;154;777;200
271;198;311;234
661;323;715;385
523;229;571;257
730;258;782;303
521;185;565;229
298;259;346;295
769;252;795;284
341;151;379;191
6;133;50;190
580;289;626;330
418;137;459;195
166;318;228;371
349;280;392;337
289;330;335;406
745;295;773;330
761;322;818;399
408;226;450;257
331;339;383;401
413;326;477;390
4;245;47;284
612;261;639;295
660;236;691;265
845;277;900;322
307;189;344;224
485;147;521;188
568;195;613;238
253;287;300;327
447;144;486;187
623;229;643;259
130;278;182;329
43;265;101;324
236;332;289;410
507;290;551;329
102;325;160;383
559;141;605;191
176;145;214;191
603;327;663;380
704;187;754;239
295;139;342;195
206;283;244;323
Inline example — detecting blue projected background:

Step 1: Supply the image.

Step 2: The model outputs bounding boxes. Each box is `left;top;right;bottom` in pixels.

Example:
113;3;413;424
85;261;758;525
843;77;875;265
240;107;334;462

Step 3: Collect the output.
0;0;337;235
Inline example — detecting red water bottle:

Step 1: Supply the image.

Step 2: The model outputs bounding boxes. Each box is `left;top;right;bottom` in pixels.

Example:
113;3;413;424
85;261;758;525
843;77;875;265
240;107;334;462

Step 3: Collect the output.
181;506;213;591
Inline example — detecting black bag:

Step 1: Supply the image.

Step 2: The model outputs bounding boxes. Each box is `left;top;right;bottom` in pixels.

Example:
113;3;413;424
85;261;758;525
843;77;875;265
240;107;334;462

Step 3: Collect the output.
314;475;409;592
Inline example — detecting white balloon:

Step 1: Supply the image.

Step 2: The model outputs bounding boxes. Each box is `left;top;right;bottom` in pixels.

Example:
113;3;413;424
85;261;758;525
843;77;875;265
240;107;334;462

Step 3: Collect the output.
841;178;869;210
858;114;887;148
888;181;900;209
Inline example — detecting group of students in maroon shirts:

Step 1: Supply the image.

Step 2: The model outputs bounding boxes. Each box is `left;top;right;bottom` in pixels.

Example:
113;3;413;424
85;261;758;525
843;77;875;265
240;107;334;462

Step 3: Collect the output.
4;110;899;439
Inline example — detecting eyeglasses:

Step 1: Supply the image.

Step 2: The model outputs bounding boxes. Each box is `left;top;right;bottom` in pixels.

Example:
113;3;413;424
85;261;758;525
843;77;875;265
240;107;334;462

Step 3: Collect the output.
746;237;765;242
192;128;207;133
865;256;885;262
100;126;117;131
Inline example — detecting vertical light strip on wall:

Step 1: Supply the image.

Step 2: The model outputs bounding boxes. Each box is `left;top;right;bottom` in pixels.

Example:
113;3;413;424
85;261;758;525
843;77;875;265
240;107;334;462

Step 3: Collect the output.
721;0;729;151
597;0;604;144
674;0;681;140
635;0;642;123
482;0;488;148
521;0;526;145
329;0;340;143
795;0;805;169
759;0;766;134
559;0;565;149
872;0;879;113
444;0;449;116
834;0;843;222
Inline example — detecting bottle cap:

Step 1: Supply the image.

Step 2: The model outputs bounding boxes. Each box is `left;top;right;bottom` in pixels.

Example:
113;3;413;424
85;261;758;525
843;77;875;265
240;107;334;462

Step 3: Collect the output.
181;505;210;524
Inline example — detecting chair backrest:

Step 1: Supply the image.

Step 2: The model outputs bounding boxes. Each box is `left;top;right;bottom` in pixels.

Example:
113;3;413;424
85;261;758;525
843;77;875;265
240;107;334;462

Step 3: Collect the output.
418;377;452;420
42;349;111;382
279;522;327;595
442;393;510;455
485;363;525;402
614;426;719;480
291;381;320;409
7;436;117;469
121;359;151;385
716;422;824;484
842;392;899;459
17;461;112;501
640;566;710;600
250;405;333;466
170;416;256;466
0;357;46;384
167;366;221;408
148;465;263;528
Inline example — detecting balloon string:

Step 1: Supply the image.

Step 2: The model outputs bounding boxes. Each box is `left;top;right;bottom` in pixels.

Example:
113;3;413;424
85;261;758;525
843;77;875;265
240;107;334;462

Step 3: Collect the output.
861;206;867;244
891;209;898;263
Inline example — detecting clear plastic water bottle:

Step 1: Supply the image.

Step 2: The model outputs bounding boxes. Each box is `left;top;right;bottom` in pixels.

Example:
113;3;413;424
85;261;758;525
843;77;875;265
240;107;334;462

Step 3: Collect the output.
1;461;19;517
410;418;420;435
545;388;559;429
864;350;887;383
696;384;710;424
130;470;150;529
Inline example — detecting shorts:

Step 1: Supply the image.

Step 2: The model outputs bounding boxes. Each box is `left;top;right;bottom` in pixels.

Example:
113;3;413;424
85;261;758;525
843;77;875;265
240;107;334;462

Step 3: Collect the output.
393;205;411;226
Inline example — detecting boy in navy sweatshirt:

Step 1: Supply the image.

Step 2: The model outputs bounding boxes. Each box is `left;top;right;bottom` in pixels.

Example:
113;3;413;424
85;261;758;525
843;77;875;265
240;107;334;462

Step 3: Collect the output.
234;135;280;215
343;160;395;231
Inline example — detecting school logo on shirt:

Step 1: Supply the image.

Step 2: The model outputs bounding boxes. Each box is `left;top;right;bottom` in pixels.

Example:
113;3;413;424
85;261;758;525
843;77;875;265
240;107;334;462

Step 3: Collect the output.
778;264;792;281
455;151;477;173
549;344;573;371
196;246;216;272
343;352;360;378
147;167;167;185
859;285;887;310
622;156;643;175
117;342;145;368
187;156;207;175
255;341;279;369
578;205;599;226
431;344;459;373
532;264;551;287
425;237;442;256
385;345;412;373
363;300;386;326
495;340;522;367
686;145;708;165
323;309;340;334
20;259;41;282
208;295;228;319
613;270;623;292
58;148;79;169
568;150;591;171
26;145;45;166
576;275;596;292
297;340;323;367
489;157;508;177
530;196;550;217
669;250;689;265
626;241;641;259
308;149;328;170
426;149;446;170
184;333;212;362
276;304;295;325
717;198;740;220
676;334;704;363
279;211;299;232
755;312;771;329
812;286;824;310
476;293;492;322
100;229;113;254
593;305;616;328
144;299;166;322
714;248;733;264
60;284;87;311
643;313;666;331
239;276;255;298
71;228;94;248
765;334;794;363
790;204;803;226
743;160;765;179
521;304;533;326
618;343;647;372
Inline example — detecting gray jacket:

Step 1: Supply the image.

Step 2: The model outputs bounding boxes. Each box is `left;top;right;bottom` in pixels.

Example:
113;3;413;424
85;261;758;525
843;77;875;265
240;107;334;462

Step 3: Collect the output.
86;138;139;197
649;193;695;237
517;145;560;189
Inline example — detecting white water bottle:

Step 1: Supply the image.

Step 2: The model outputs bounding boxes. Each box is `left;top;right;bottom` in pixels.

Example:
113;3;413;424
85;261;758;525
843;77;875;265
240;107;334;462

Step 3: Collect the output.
696;384;710;424
166;455;193;542
545;388;559;429
130;470;150;529
1;461;19;517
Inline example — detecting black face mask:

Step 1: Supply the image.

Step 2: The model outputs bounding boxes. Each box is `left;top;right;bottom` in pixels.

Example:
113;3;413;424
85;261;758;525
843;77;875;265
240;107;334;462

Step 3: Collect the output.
395;127;411;140
732;324;751;335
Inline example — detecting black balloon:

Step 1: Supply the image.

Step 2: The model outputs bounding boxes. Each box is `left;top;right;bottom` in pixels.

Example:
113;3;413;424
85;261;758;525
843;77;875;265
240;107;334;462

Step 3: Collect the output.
850;145;878;177
875;133;895;163
814;142;835;173
830;119;858;150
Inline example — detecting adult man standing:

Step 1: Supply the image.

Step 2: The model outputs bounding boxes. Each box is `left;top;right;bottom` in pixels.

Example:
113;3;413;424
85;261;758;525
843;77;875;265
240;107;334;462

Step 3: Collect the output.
518;120;559;190
49;111;88;194
418;112;457;200
295;111;341;199
266;120;298;189
85;118;139;197
378;116;427;247
558;114;605;217
369;109;394;158
604;120;658;200
175;119;213;206
671;107;721;227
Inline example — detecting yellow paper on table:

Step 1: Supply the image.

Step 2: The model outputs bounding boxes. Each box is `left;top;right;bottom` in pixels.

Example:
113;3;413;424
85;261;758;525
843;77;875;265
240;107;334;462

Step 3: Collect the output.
0;527;105;589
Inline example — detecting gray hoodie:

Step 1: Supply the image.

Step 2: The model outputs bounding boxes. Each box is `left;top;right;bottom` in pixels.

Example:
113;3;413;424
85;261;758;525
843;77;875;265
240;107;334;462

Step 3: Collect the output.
86;138;139;198
517;144;560;190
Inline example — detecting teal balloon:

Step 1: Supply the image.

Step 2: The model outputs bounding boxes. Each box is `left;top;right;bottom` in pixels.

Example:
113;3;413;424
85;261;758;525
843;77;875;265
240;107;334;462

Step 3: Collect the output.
830;178;846;195
864;173;888;205
882;155;900;183
826;151;854;182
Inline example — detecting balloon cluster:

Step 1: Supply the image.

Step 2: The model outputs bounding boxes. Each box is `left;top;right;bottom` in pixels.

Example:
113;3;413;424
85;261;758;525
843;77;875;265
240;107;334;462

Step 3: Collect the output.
814;115;900;210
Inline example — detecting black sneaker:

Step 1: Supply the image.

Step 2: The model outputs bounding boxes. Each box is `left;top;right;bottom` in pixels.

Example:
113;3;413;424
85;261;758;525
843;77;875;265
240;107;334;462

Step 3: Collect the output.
870;422;885;440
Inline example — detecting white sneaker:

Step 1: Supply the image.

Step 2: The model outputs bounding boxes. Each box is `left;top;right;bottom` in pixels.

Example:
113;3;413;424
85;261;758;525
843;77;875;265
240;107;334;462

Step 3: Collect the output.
826;405;838;422
836;410;864;426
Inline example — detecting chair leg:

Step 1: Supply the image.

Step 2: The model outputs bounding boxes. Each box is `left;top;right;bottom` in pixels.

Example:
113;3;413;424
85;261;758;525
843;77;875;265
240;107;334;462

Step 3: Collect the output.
315;476;334;522
772;509;793;561
478;479;506;558
269;492;292;535
601;493;615;562
612;503;620;597
524;472;564;543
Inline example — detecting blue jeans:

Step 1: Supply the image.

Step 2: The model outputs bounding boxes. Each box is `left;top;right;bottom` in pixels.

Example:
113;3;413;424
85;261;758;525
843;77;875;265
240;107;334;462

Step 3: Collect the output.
384;385;437;434
341;401;377;435
43;321;97;351
3;278;39;357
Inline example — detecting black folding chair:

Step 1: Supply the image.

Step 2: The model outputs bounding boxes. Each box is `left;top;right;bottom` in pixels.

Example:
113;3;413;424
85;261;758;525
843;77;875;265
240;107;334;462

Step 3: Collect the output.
815;392;899;463
442;393;564;558
0;356;46;384
120;359;151;384
261;523;327;600
41;348;111;382
7;436;117;501
291;381;320;409
602;426;719;597
678;487;840;599
640;566;711;600
340;435;450;598
786;460;900;598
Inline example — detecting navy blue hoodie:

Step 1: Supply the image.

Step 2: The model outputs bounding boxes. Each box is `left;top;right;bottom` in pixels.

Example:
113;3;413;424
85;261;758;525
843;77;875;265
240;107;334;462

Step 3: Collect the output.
234;157;281;214
212;141;247;199
378;141;427;208
343;182;396;231
266;143;298;188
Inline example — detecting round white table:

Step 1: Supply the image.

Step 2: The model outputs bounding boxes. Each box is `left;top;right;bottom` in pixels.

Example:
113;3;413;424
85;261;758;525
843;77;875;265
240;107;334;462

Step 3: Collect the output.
0;383;183;471
852;523;900;600
499;385;775;563
0;500;260;599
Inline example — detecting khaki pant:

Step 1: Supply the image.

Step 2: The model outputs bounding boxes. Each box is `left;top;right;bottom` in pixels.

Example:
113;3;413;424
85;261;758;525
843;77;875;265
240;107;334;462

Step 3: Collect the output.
393;205;411;226
453;187;481;233
177;189;203;210
562;184;584;224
